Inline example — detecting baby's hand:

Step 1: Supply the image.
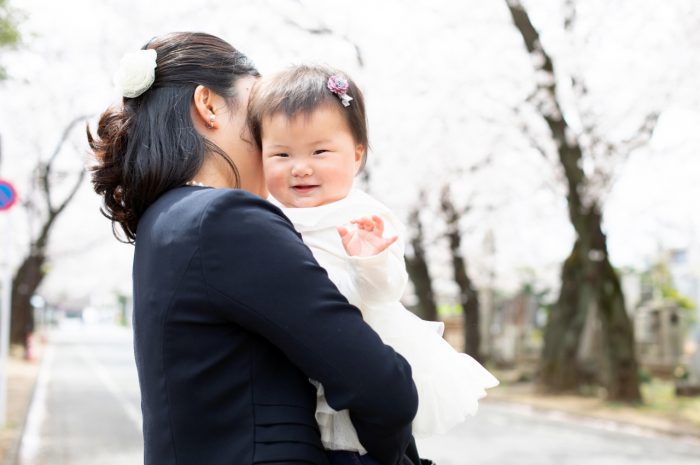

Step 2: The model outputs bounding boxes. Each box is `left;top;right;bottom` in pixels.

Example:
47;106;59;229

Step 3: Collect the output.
337;215;398;257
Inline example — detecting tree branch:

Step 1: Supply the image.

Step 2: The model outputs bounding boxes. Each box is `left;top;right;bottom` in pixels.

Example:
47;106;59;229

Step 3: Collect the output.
512;104;553;162
563;0;577;32
45;114;92;168
617;112;660;154
506;0;588;228
41;114;91;213
283;14;364;67
54;167;85;218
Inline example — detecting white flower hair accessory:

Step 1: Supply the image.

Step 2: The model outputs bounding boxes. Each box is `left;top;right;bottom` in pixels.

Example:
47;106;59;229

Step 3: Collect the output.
114;49;158;98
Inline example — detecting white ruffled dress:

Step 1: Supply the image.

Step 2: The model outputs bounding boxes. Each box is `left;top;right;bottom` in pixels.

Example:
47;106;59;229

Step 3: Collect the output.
274;189;499;453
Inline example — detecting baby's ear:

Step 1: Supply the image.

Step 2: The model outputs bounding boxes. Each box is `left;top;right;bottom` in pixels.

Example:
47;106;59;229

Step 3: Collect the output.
354;144;365;173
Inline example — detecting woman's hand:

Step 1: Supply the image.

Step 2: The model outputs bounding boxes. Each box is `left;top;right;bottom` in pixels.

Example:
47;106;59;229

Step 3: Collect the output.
337;215;398;257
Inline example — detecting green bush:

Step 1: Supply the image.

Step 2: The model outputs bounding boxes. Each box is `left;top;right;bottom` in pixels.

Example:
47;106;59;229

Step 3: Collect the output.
638;367;653;384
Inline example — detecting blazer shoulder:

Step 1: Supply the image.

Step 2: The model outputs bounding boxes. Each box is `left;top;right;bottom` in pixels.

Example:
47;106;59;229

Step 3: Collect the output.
197;189;289;225
196;189;300;246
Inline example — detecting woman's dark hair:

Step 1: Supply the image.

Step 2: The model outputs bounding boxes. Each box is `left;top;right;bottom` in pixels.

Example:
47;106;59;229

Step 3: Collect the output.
88;32;259;243
247;64;368;167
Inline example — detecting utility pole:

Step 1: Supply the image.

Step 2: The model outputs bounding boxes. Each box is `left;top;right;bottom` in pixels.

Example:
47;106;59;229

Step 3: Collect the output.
0;136;19;426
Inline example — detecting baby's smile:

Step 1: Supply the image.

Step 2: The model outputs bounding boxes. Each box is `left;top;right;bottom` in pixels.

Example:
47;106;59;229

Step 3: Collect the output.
291;184;320;194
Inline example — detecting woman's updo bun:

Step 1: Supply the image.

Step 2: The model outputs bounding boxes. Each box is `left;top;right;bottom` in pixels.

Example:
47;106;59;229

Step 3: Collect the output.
87;105;135;237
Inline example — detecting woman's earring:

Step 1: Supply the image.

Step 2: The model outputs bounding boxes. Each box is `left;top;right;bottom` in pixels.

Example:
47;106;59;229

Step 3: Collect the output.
208;113;216;128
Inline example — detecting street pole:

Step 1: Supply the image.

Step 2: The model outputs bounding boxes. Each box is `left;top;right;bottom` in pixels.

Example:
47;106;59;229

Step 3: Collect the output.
0;212;13;428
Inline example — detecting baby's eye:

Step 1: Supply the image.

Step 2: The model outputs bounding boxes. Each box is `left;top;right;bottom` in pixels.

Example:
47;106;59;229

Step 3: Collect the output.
313;149;328;155
274;153;289;158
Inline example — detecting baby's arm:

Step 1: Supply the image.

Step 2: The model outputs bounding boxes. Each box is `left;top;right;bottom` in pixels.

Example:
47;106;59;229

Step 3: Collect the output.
338;214;409;305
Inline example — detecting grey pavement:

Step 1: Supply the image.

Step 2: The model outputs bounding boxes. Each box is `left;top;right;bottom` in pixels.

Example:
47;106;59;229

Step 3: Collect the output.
416;402;700;465
16;323;700;465
17;323;143;465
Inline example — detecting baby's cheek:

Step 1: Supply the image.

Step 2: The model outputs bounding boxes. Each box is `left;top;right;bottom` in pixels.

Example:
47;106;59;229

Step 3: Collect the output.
264;172;286;199
260;162;275;184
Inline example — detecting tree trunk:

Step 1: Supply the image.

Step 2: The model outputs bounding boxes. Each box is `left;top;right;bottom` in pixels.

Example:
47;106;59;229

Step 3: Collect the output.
10;219;53;348
440;186;481;361
405;204;438;322
505;0;641;401
540;239;593;391
541;211;640;400
590;217;640;401
10;253;45;347
10;214;55;348
455;255;481;361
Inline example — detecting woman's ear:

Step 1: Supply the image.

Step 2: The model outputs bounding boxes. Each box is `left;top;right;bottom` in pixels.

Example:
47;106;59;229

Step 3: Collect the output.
193;85;218;129
354;144;365;173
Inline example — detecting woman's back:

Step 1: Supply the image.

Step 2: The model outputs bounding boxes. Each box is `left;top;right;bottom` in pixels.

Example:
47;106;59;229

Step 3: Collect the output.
133;187;417;465
134;187;325;464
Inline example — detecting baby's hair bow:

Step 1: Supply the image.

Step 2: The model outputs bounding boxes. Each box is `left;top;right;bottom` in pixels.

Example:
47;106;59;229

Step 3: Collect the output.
327;75;353;107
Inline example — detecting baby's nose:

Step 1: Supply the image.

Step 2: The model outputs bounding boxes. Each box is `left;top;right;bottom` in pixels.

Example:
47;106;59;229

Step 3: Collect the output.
291;164;313;176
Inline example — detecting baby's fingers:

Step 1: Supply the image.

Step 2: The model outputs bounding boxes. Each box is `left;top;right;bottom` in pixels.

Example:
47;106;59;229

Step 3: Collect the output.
371;215;385;235
337;226;352;250
351;217;374;231
375;235;399;253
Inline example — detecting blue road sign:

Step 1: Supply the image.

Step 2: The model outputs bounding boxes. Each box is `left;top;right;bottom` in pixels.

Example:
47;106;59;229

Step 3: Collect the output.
0;180;17;211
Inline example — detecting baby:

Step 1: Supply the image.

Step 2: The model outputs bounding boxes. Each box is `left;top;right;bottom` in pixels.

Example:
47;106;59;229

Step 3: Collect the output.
248;65;498;460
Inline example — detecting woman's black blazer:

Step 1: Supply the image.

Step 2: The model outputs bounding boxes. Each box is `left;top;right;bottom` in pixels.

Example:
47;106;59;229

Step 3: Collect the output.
132;187;418;465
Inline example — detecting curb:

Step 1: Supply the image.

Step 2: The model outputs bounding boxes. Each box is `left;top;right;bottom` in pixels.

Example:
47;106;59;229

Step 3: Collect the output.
4;377;35;465
4;344;48;465
483;395;700;443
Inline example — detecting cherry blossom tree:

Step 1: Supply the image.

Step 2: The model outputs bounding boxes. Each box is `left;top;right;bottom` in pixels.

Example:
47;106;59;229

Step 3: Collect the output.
503;0;698;401
10;116;88;348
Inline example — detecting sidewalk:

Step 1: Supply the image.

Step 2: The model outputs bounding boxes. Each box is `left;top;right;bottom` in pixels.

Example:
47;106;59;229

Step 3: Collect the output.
486;379;700;440
0;347;43;465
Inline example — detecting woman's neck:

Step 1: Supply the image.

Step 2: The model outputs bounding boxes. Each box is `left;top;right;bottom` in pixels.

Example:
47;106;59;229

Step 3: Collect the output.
190;157;235;189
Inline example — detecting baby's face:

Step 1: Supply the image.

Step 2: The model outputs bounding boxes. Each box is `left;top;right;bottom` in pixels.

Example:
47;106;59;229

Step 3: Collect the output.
261;105;364;208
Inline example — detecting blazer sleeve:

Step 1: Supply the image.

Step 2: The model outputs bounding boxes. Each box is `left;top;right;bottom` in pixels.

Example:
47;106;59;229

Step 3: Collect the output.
198;191;418;465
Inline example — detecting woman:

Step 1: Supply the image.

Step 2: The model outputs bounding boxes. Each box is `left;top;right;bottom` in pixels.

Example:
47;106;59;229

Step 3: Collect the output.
88;32;419;465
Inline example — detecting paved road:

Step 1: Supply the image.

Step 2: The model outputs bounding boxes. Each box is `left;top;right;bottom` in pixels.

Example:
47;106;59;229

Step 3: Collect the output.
17;323;700;465
416;402;700;465
17;324;142;465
